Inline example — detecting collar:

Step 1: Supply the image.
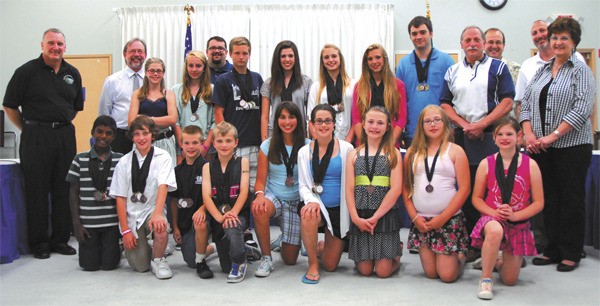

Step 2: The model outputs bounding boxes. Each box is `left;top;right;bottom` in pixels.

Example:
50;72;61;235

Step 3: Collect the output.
462;53;488;67
411;48;438;64
211;60;232;73
133;146;159;160
90;146;113;161
125;66;145;79
543;55;575;70
36;54;67;72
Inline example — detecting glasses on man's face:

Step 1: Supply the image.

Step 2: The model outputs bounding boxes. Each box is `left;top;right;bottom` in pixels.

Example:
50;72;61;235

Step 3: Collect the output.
147;69;164;75
423;118;443;126
208;46;226;52
314;118;334;125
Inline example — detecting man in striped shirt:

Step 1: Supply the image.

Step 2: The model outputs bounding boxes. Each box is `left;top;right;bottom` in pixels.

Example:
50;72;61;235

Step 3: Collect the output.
67;116;123;271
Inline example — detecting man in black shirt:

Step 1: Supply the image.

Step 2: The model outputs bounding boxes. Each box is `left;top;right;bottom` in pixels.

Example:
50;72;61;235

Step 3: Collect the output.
3;28;83;259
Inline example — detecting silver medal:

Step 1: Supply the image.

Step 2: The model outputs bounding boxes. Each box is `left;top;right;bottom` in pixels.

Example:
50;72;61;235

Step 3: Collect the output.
139;194;147;204
219;204;232;214
426;184;434;193
130;193;139;203
94;191;105;202
366;185;375;193
285;176;294;186
189;113;199;122
312;184;324;195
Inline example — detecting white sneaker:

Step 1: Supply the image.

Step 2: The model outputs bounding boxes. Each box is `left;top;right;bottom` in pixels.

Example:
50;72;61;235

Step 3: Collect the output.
151;257;173;279
227;262;248;283
255;256;274;277
478;278;493;300
270;234;282;252
164;244;175;256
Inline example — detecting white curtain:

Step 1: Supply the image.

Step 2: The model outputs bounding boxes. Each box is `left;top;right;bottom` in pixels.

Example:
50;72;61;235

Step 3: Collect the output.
115;3;394;87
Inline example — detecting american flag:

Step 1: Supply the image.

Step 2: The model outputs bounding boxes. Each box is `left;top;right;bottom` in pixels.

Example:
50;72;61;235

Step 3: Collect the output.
184;16;192;57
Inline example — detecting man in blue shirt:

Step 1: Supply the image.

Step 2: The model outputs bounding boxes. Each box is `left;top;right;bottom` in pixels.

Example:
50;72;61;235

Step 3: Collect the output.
206;36;233;84
396;16;455;147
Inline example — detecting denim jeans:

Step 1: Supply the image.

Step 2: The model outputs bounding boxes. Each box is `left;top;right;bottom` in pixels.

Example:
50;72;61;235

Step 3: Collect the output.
181;228;197;268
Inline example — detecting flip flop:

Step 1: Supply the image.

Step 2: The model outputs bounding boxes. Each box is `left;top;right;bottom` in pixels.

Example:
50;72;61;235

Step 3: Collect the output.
302;273;320;284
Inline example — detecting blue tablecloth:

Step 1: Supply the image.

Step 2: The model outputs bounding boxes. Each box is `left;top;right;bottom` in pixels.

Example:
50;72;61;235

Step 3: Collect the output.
584;152;599;249
0;160;29;263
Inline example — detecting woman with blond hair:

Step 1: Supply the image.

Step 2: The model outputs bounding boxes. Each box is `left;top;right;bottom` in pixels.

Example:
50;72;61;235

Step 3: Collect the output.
351;44;407;146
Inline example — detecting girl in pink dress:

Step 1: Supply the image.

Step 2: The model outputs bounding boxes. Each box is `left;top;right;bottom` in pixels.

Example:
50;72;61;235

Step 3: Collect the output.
470;117;544;300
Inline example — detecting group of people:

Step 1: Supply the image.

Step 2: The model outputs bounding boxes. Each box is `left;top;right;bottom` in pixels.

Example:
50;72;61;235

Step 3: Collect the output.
2;14;595;301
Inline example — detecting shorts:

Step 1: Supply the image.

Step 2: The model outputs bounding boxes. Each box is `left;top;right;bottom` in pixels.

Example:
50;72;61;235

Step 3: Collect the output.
407;212;470;256
235;146;259;192
266;191;301;246
298;203;343;239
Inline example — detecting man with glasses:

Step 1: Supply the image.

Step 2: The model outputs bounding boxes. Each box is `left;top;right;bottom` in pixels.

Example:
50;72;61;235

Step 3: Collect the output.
98;38;147;154
206;36;233;84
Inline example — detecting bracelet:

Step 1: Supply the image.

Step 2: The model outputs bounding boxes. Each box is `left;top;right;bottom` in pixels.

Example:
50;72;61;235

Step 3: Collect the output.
411;214;420;223
254;190;264;196
121;229;132;236
553;130;560;138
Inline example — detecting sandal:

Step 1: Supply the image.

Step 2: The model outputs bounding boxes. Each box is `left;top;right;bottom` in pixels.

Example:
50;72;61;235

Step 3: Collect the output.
302;273;320;284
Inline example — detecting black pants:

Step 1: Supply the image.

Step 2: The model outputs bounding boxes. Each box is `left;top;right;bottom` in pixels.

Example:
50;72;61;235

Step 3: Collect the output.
531;144;592;262
111;129;133;155
78;226;120;271
20;124;76;251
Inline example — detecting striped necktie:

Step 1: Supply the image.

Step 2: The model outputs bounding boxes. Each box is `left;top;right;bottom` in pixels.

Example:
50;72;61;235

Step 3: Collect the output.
132;73;140;91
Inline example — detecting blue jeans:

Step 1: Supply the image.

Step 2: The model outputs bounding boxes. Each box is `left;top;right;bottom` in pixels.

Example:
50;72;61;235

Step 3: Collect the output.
214;215;249;272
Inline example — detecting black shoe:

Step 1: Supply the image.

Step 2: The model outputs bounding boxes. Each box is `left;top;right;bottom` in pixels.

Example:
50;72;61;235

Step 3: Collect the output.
557;262;578;272
531;257;557;266
196;259;214;279
521;258;527;268
33;249;50;259
581;250;587;259
50;243;77;255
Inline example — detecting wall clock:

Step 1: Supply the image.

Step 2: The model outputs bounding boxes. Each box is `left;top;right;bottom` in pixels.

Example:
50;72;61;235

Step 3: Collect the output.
479;0;507;10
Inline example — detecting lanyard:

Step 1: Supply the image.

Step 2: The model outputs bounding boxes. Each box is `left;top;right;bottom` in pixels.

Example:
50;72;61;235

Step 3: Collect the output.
131;147;154;194
495;151;519;204
364;141;384;187
311;138;335;185
89;154;111;192
325;73;343;105
414;49;433;84
424;146;441;192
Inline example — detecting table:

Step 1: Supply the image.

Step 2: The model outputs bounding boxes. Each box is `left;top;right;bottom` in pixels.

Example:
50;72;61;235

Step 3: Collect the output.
0;160;28;263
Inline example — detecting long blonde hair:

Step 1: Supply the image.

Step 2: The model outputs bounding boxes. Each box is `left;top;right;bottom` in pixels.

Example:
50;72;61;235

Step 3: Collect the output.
357;106;398;169
180;51;212;105
316;44;350;103
138;58;166;101
404;105;453;198
355;44;400;121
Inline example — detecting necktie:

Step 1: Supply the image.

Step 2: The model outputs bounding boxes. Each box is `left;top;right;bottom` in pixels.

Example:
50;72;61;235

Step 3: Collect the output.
132;73;140;91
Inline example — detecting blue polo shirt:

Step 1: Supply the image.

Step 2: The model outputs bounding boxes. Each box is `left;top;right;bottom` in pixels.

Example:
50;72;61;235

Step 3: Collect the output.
440;54;515;124
396;48;455;138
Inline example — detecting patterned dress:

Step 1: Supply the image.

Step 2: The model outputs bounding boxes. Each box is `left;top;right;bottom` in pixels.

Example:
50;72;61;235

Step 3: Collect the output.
470;153;537;256
348;154;401;261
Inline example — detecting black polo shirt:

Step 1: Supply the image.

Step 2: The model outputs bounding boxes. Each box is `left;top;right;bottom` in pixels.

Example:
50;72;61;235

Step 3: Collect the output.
3;54;84;122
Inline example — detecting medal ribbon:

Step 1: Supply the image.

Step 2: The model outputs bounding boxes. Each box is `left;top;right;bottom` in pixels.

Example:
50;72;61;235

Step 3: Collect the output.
325;73;343;106
414;49;433;84
190;91;200;114
280;141;298;180
232;69;256;103
131;147;154;194
424;146;441;187
364;141;384;186
280;74;296;102
369;77;385;107
311;138;335;185
495;151;519;204
89;154;111;192
211;157;236;206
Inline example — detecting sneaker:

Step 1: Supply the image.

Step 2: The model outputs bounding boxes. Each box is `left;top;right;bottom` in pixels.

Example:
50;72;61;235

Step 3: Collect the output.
478;278;494;300
196;259;214;279
175;243;182;251
151;257;172;279
164;244;175;256
227;262;248;283
270;234;282;252
473;258;483;270
246;245;262;262
255;256;274;277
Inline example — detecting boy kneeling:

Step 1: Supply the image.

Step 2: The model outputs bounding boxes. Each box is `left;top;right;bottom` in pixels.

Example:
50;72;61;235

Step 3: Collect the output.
110;115;177;279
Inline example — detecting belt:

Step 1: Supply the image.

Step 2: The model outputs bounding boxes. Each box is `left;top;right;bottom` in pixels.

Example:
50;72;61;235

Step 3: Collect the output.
24;120;71;129
156;128;174;140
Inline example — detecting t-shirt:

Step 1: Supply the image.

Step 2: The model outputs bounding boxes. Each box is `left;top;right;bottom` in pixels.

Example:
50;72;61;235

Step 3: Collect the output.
212;71;264;147
169;157;207;235
260;137;311;201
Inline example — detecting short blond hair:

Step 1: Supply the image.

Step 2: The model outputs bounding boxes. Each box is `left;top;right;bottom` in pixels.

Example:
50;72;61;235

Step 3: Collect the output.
212;122;238;140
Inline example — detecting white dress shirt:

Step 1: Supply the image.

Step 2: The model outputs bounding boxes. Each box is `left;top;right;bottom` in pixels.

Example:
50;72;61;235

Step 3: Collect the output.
98;67;145;129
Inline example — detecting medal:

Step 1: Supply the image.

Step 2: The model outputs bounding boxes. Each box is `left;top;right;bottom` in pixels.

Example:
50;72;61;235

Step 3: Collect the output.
178;198;193;208
423;83;429;91
417;84;424;91
94;191;105;202
130;193;139;203
239;99;249;110
423;146;441;195
426;184;434;193
285;176;294;187
189;113;199;122
334;103;344;113
312;184;324;194
219;204;232;214
139;194;147;204
366;185;375;194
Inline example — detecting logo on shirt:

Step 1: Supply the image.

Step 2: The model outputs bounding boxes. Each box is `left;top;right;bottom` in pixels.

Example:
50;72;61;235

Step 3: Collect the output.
63;75;74;85
195;175;202;185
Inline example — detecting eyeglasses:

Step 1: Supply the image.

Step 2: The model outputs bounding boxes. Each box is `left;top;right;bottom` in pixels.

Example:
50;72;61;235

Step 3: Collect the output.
147;69;164;75
314;119;334;125
208;46;226;52
423;118;443;126
550;35;571;42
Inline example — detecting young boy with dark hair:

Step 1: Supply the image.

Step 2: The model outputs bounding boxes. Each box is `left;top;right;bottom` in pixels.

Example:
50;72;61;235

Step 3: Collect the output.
67;115;123;271
110;115;177;279
201;122;254;283
169;125;215;278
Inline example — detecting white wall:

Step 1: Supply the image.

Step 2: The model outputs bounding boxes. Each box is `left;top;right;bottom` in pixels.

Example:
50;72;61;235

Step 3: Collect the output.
1;0;599;134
